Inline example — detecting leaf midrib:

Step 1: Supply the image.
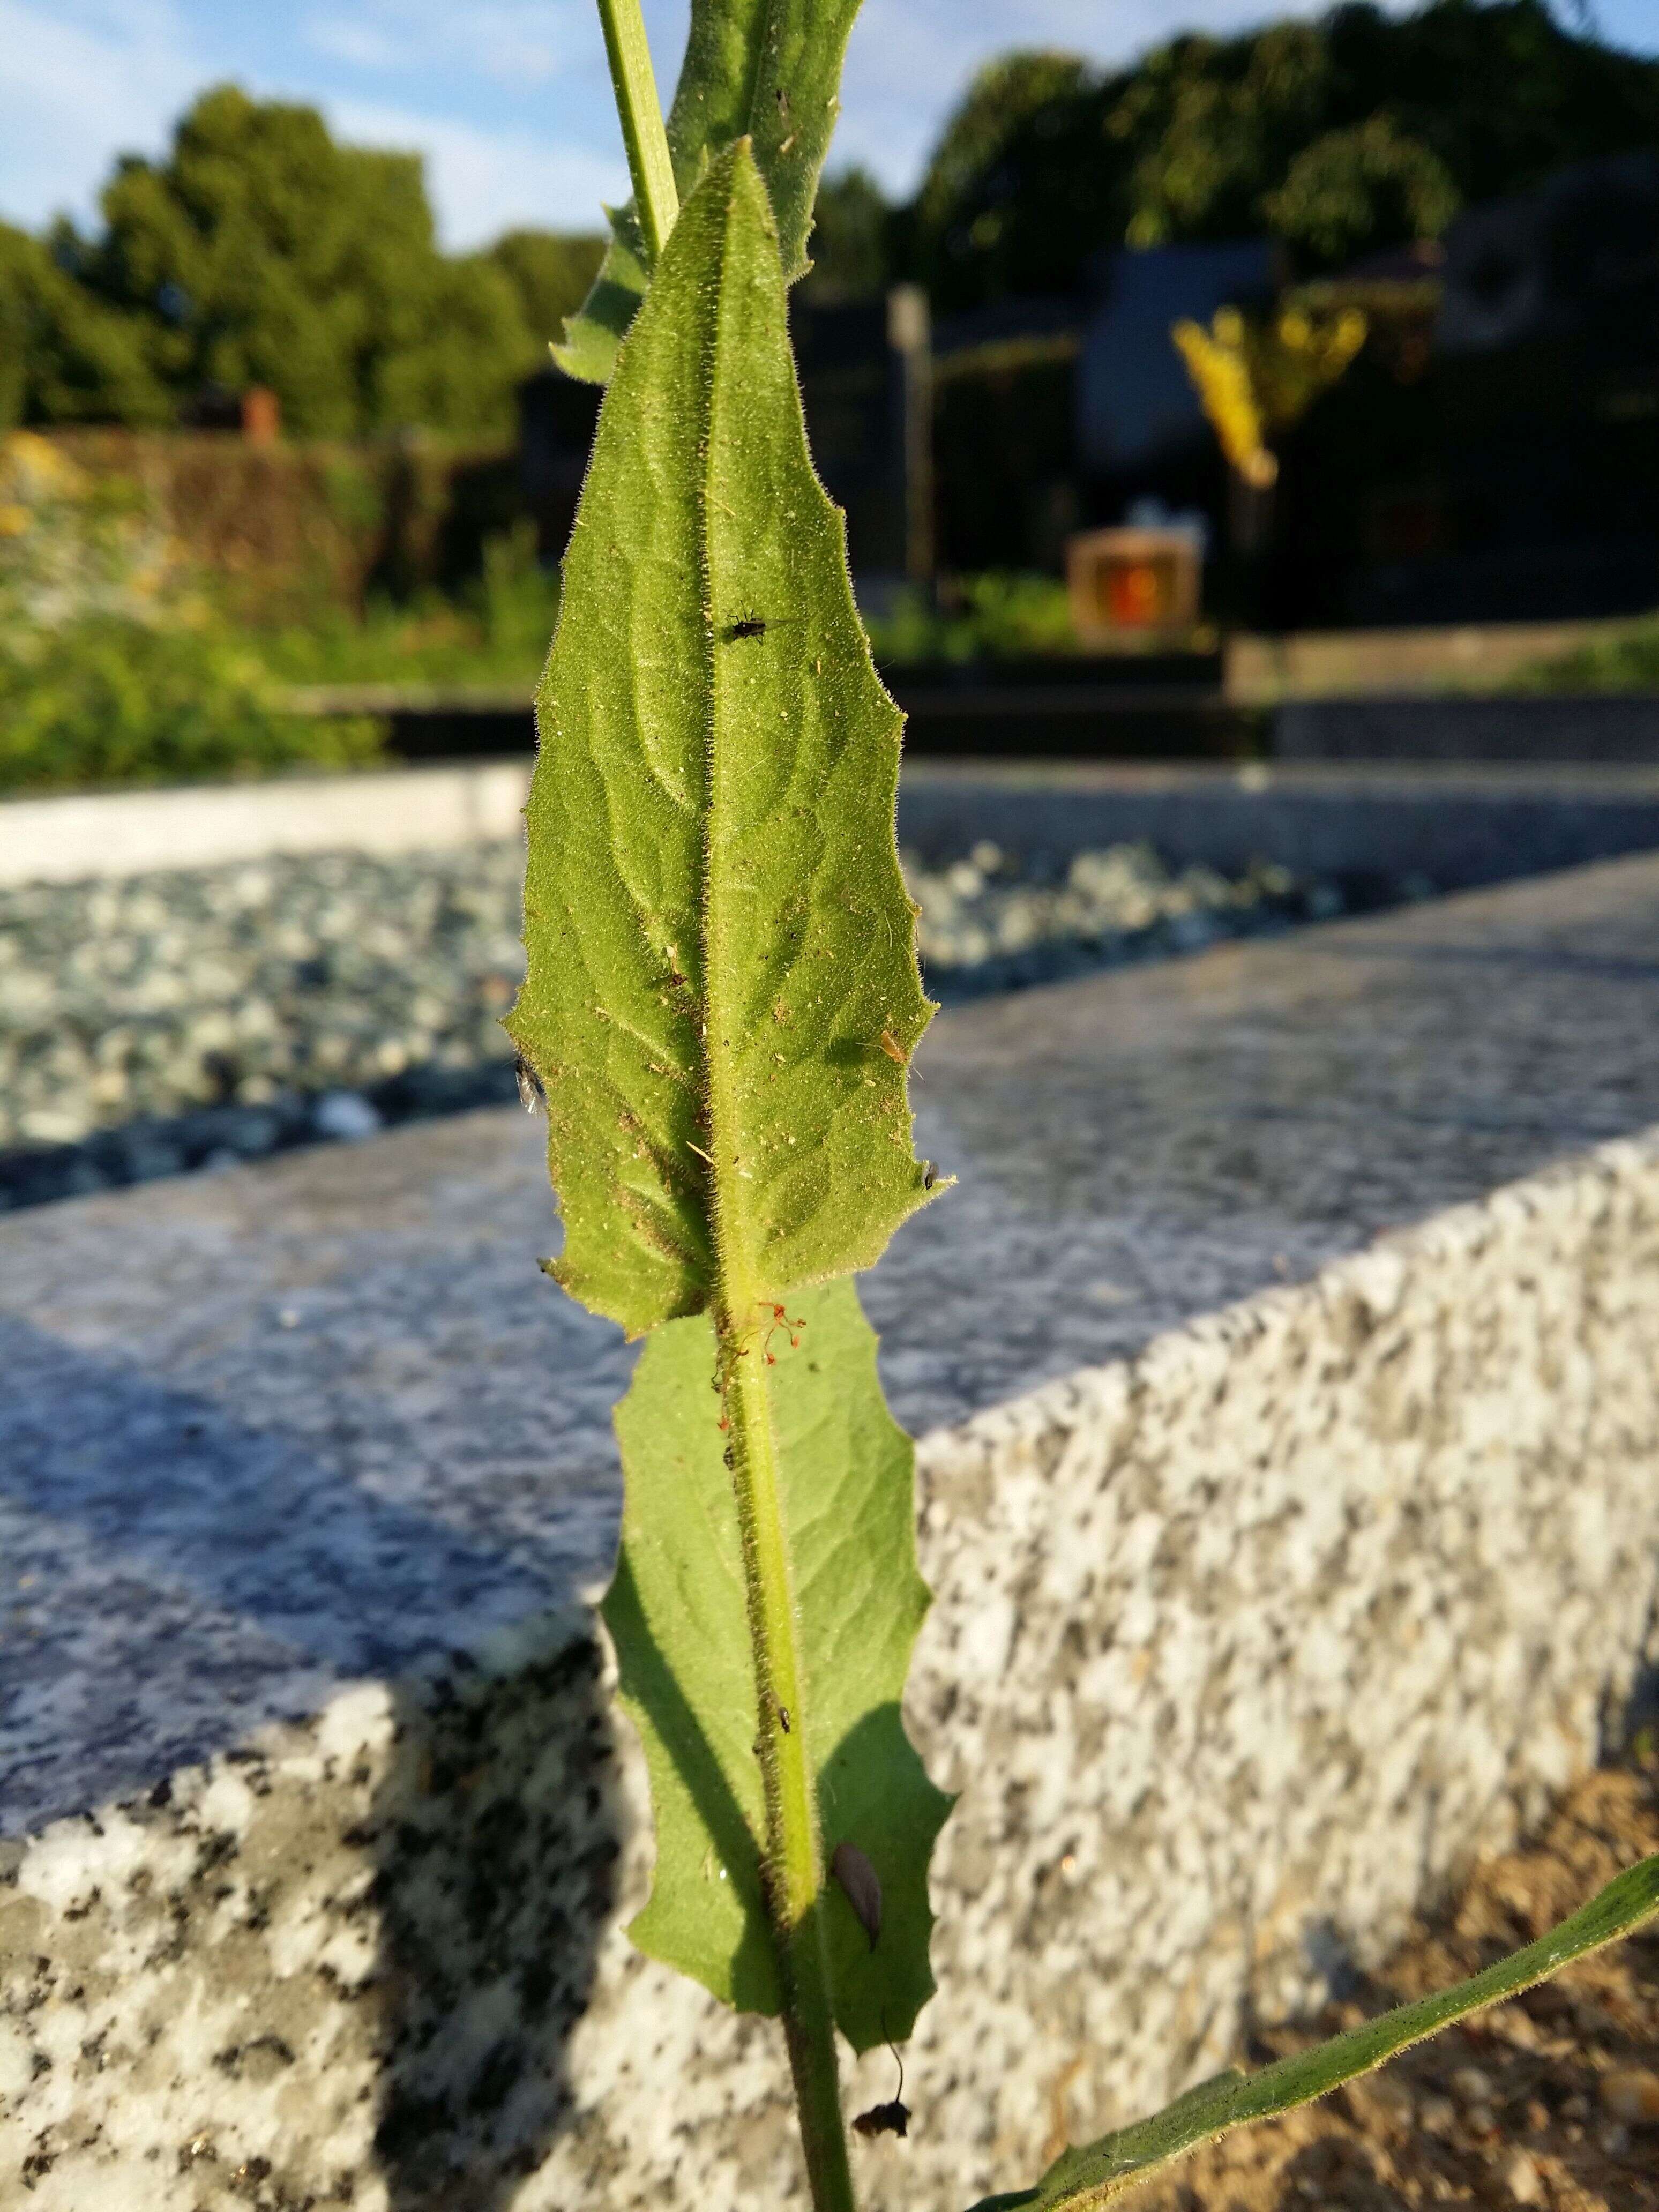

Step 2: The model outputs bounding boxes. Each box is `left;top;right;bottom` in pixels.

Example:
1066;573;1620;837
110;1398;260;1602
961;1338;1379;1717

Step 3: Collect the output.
693;162;756;1321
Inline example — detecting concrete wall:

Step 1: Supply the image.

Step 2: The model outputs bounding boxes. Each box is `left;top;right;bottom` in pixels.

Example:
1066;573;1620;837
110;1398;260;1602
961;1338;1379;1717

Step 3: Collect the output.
9;757;1659;895
1277;694;1659;765
0;763;531;888
4;1130;1655;2212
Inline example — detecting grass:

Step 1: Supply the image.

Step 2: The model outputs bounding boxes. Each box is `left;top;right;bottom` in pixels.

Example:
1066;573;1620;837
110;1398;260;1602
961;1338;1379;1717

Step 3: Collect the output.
252;523;562;691
1507;614;1659;695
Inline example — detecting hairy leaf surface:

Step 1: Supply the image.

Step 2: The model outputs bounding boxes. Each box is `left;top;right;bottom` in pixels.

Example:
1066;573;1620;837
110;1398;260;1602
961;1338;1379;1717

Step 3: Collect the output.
604;1277;952;2047
510;143;933;1339
968;1852;1659;2210
557;0;864;380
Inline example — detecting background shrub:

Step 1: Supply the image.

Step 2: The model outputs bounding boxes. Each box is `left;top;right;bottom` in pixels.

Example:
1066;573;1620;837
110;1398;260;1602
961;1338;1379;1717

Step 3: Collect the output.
0;616;383;793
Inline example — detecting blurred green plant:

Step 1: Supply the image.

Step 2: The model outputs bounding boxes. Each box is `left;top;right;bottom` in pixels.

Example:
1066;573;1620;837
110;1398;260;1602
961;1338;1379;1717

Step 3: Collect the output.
0;431;180;623
255;522;559;688
0;617;382;793
1507;616;1659;695
484;230;608;347
0;228;170;430
0;430;382;792
864;571;1079;663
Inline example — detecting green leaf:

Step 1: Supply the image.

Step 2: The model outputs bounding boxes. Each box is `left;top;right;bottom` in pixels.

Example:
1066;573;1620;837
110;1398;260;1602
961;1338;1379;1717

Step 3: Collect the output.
556;0;866;382
550;216;651;384
510;141;934;1340
603;1276;952;2048
968;1853;1659;2211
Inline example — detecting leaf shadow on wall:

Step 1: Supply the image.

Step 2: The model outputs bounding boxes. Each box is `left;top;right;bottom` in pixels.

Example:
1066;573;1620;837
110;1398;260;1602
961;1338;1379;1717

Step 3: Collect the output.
0;1312;625;2210
370;1629;625;2211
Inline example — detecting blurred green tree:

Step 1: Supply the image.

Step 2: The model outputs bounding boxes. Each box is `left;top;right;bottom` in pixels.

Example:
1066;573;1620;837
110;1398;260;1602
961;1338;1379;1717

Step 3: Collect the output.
0;224;169;429
1261;115;1461;268
59;85;539;435
909;0;1659;304
484;230;607;349
798;168;893;302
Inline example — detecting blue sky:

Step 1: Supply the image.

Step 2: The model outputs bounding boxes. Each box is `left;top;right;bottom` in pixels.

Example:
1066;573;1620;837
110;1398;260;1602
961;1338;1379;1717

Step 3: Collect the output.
3;0;1655;249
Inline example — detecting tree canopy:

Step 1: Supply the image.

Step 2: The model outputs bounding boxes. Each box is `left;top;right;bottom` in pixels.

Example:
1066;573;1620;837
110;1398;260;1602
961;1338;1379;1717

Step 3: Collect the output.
5;8;1658;428
3;86;604;438
906;0;1659;307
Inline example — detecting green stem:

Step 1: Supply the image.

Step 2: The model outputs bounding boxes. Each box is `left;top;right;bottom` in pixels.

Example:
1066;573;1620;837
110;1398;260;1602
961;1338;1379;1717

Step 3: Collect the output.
594;0;679;265
718;1320;858;2212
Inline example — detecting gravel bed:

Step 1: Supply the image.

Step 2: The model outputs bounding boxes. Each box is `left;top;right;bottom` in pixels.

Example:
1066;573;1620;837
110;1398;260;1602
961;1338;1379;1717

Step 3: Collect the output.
0;836;1402;1213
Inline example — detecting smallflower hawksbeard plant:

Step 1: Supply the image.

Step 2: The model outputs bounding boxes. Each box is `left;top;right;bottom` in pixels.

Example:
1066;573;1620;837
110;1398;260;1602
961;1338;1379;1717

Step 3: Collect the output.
505;4;1659;2206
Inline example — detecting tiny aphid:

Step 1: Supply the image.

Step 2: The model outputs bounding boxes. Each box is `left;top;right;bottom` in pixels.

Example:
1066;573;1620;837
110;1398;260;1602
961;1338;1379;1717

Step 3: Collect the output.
921;1160;938;1190
778;1702;791;1733
730;616;768;640
514;1055;545;1113
852;2042;910;2140
877;1030;907;1066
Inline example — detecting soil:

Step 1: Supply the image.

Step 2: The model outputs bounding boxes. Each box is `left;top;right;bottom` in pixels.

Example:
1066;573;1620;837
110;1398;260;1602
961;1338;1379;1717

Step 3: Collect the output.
1139;1737;1659;2211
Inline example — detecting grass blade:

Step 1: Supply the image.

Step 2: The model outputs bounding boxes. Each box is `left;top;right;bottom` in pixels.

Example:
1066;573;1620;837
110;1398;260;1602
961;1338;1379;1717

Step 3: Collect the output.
968;1853;1659;2210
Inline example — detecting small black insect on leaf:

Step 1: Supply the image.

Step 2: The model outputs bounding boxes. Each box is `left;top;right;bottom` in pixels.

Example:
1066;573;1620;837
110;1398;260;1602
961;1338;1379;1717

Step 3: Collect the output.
831;1840;882;1951
730;615;768;640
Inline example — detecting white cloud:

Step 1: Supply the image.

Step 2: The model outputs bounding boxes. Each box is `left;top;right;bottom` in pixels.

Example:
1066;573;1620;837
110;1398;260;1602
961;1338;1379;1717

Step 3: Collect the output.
330;98;625;245
0;0;203;228
301;0;591;88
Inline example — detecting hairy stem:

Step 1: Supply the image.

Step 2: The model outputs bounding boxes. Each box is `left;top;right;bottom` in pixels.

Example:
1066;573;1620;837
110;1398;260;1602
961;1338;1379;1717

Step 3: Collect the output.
717;1321;856;2212
595;0;679;264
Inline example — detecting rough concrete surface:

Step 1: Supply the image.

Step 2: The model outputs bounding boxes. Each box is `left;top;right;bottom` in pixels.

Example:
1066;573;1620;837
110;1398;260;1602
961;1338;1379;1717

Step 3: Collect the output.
3;856;1659;2207
2;1132;1656;2212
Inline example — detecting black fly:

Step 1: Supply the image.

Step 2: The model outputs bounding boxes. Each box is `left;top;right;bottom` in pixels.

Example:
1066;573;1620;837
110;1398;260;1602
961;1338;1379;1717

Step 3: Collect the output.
729;615;768;640
852;2036;910;2140
514;1055;545;1114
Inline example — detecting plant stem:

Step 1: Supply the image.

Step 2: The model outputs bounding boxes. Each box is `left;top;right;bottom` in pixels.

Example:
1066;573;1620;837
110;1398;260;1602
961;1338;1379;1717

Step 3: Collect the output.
718;1320;858;2212
594;0;679;265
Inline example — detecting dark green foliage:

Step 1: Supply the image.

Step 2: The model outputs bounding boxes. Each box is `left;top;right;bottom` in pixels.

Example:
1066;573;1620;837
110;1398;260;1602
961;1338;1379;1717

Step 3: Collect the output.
0;617;383;794
799;169;893;303
866;573;1078;664
910;0;1659;304
1509;616;1659;693
256;525;561;687
1261;115;1460;267
34;87;542;436
0;225;169;430
484;231;608;350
